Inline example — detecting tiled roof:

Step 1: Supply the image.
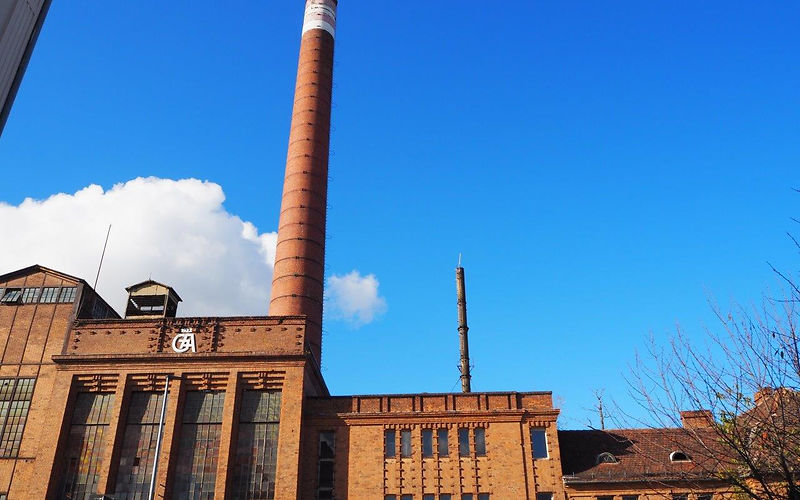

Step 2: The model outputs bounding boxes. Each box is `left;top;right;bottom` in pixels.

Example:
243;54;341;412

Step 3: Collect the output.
559;428;726;484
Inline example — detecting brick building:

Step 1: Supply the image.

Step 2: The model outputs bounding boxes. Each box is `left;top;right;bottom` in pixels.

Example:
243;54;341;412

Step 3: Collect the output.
0;1;746;499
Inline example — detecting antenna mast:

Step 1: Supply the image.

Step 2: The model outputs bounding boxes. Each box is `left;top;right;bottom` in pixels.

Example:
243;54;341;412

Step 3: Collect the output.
456;256;472;393
93;224;112;290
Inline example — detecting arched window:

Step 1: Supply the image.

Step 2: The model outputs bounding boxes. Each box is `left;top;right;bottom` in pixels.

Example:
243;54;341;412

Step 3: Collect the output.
596;452;618;464
670;451;691;462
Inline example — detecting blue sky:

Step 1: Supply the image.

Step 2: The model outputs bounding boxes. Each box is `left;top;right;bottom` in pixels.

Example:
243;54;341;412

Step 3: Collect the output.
1;1;799;428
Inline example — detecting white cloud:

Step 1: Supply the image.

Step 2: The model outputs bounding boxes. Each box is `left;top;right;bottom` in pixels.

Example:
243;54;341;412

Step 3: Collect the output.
0;177;277;316
326;271;387;326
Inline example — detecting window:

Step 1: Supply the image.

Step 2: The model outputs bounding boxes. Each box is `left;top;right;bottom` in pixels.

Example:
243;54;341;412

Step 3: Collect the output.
478;495;490;500
385;496;396;500
597;496;614;500
172;391;225;499
531;428;548;458
401;496;412;500
424;495;435;500
437;428;449;456
21;287;39;303
59;287;77;303
0;378;35;457
461;495;473;500
59;392;115;499
114;392;164;499
440;495;452;500
622;496;640;500
474;427;486;456
596;452;618;464
401;429;412;457
385;429;396;457
669;451;690;462
458;428;470;457
536;494;553;500
672;495;688;500
422;429;433;458
317;431;335;499
39;287;60;303
0;288;21;304
231;390;282;499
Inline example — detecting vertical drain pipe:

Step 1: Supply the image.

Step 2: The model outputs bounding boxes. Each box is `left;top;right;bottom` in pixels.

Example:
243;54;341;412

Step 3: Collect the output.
148;374;170;500
456;259;472;393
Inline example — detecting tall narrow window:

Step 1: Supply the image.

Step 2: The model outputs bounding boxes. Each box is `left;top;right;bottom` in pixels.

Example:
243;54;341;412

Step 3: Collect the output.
59;287;77;303
531;428;548;459
474;427;486;456
114;392;164;500
59;392;115;499
21;287;39;303
458;428;470;457
437;428;449;456
317;431;335;499
401;429;412;457
0;289;21;303
231;390;281;499
172;391;225;499
0;378;35;457
385;429;396;458
40;287;60;303
422;429;433;458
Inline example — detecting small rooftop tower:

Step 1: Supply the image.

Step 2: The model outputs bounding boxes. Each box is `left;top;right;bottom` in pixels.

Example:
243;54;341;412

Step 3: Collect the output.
124;280;181;319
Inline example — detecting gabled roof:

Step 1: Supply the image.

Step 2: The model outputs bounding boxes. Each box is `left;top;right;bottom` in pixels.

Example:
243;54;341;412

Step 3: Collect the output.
125;279;182;302
0;264;86;285
559;428;727;484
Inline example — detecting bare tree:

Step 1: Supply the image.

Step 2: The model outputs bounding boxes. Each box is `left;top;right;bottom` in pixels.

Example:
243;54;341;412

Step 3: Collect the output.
627;262;800;500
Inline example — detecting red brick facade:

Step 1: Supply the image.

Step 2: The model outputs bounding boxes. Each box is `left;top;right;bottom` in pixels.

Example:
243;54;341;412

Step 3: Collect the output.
0;1;740;499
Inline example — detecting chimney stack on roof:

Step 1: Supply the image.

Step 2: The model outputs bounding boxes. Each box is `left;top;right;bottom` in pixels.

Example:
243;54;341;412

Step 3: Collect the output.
268;0;338;366
680;409;714;429
456;261;472;393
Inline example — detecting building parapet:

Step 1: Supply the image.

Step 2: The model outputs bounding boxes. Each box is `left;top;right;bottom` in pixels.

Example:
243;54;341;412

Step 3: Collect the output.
307;391;555;418
56;315;308;359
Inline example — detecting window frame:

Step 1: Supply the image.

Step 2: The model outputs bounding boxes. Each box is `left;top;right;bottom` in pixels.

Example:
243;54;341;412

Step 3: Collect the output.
531;428;549;459
385;429;396;458
0;378;36;458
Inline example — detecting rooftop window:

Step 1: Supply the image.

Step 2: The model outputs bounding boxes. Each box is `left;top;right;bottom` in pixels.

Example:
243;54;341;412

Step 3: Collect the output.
0;289;21;304
670;451;691;462
596;452;618;464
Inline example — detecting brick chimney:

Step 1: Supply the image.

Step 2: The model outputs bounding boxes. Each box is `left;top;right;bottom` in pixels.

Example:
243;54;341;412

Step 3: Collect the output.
680;410;714;429
269;0;337;365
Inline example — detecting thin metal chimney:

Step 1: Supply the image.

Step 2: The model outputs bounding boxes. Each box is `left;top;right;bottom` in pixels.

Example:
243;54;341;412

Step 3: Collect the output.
456;257;472;393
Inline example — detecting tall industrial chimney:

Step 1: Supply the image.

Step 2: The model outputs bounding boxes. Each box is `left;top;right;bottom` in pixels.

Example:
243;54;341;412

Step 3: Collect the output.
456;262;472;393
269;0;337;365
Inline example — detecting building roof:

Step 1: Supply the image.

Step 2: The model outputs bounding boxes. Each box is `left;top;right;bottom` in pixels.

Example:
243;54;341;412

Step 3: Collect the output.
559;428;726;484
125;279;182;301
0;264;121;319
0;264;85;285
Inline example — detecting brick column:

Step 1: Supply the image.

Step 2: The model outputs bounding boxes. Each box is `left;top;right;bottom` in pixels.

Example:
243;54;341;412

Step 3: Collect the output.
274;365;307;500
215;371;240;498
95;374;129;495
154;375;182;499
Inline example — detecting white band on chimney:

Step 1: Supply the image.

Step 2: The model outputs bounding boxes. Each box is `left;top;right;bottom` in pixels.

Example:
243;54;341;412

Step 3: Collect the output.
302;0;337;38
